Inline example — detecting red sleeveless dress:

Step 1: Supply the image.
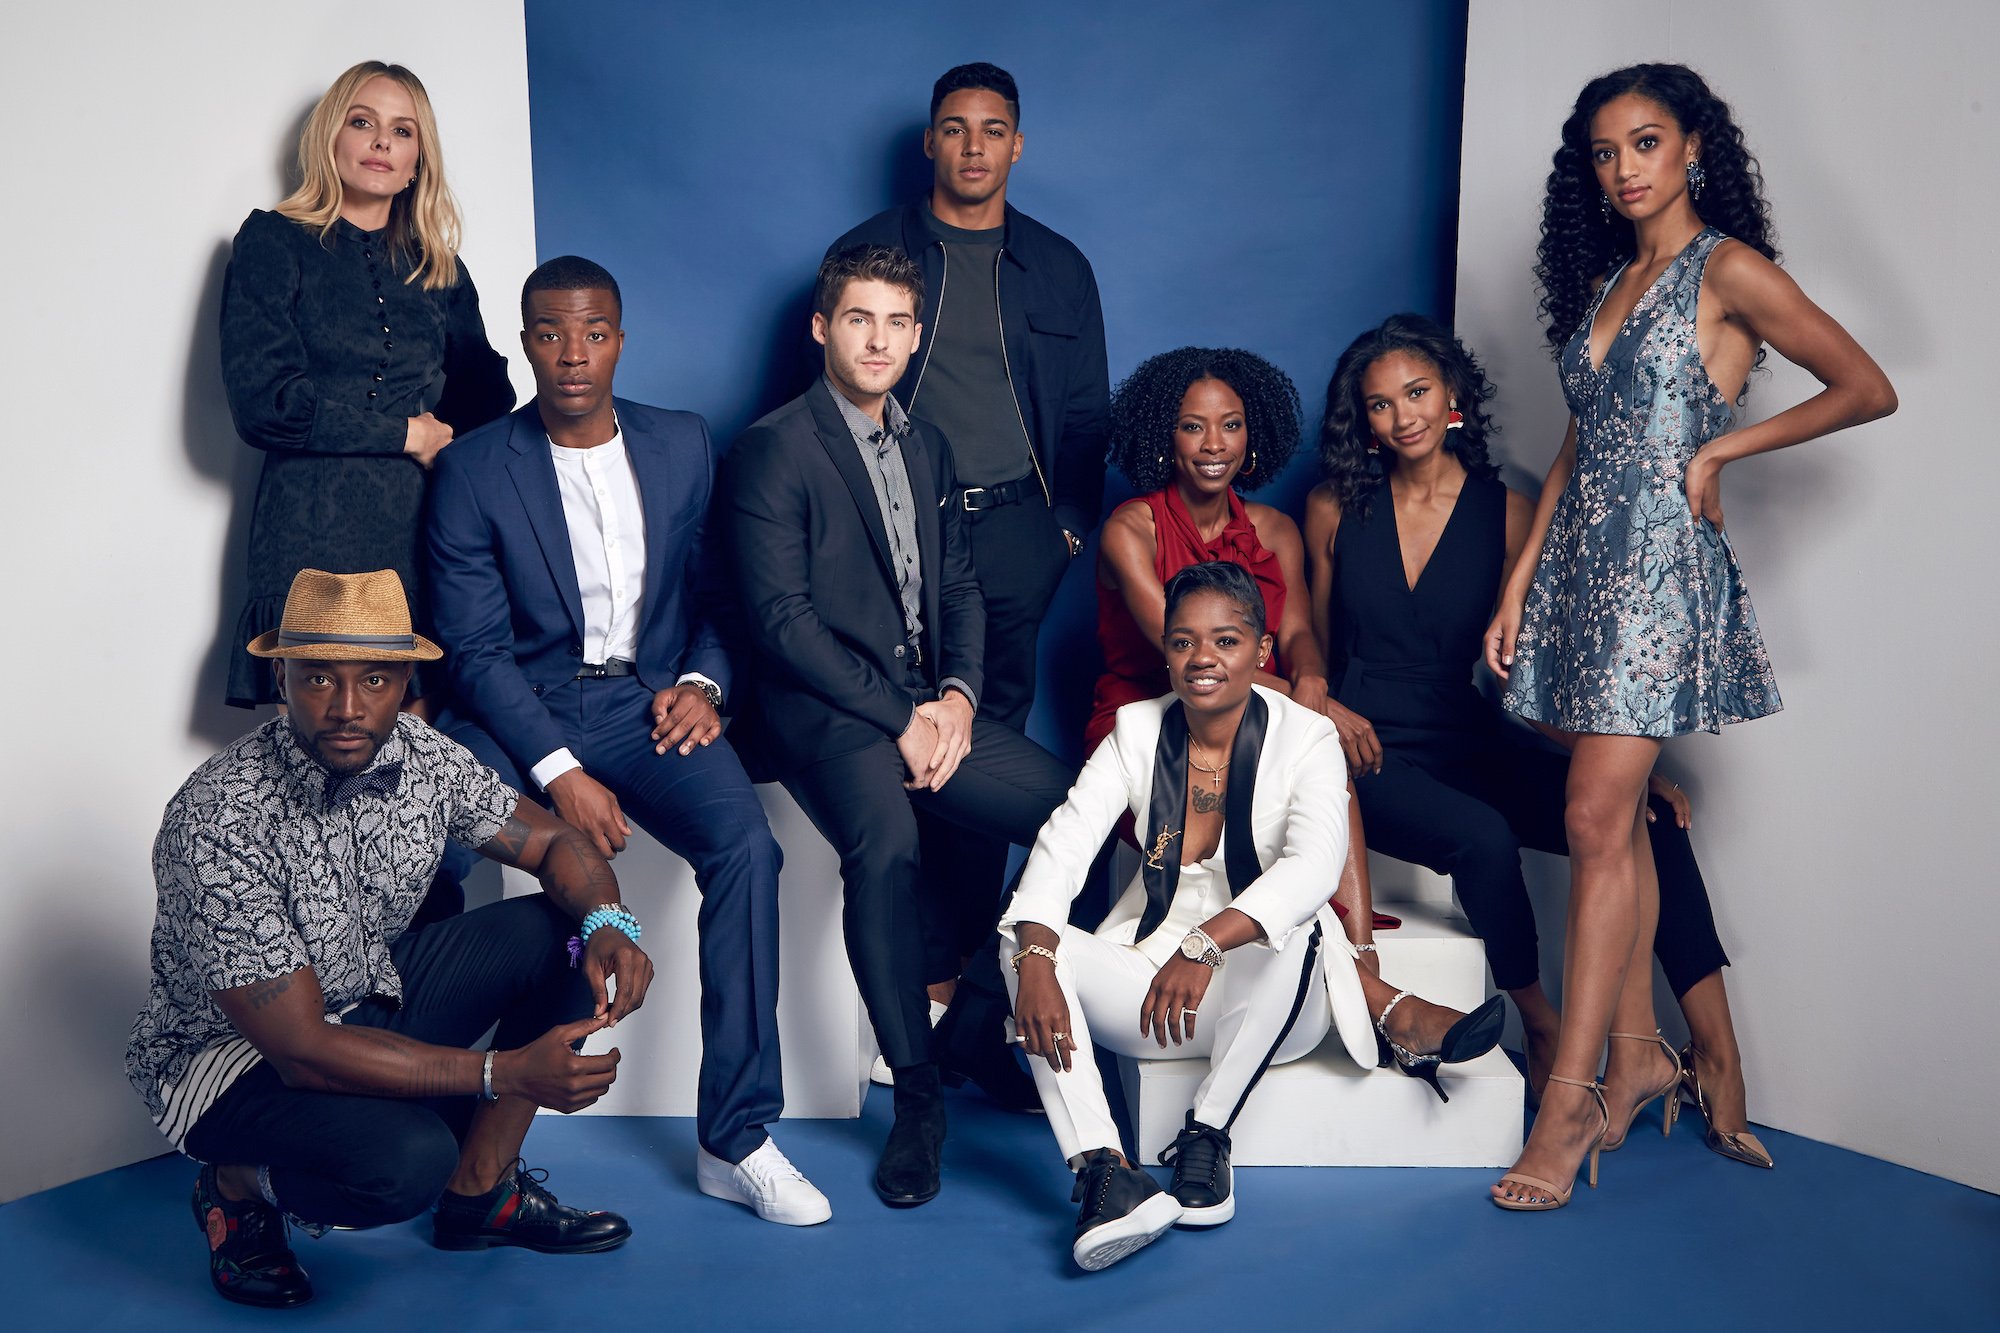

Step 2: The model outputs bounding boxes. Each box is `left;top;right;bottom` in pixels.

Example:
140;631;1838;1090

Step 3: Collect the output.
1085;486;1289;752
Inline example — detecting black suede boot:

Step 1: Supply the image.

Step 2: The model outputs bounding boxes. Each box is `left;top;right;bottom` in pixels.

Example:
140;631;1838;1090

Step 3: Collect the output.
874;1063;946;1206
934;982;1041;1113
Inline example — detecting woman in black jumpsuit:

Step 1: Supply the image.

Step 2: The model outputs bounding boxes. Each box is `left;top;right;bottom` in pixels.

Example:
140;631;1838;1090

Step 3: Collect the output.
1304;315;1769;1168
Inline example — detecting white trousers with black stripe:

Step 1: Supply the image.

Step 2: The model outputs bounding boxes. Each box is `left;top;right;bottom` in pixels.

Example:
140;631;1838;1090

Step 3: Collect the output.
1003;922;1330;1163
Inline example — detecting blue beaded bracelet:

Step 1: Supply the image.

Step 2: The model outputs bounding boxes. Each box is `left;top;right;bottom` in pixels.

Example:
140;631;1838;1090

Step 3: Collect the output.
580;905;641;946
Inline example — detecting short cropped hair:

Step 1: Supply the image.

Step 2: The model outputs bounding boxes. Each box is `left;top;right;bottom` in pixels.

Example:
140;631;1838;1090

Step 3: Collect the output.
521;255;622;325
814;245;925;321
1163;560;1269;640
931;62;1020;125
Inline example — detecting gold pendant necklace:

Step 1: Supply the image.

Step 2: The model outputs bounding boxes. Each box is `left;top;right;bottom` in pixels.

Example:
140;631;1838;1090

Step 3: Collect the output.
1188;739;1226;814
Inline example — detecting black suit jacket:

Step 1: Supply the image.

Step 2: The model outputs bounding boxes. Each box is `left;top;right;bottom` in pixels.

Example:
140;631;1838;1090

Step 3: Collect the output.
719;383;984;772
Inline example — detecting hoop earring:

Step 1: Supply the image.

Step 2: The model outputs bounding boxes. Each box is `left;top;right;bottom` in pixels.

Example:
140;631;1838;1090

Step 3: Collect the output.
1686;158;1706;200
1246;448;1257;474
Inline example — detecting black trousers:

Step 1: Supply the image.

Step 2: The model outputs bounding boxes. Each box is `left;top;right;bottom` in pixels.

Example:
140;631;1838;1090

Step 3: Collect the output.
915;493;1071;982
438;675;786;1163
1355;736;1728;997
784;700;1074;1069
182;896;590;1229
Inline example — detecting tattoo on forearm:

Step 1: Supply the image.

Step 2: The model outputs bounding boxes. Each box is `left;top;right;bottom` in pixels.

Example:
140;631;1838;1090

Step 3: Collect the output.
487;814;535;864
325;1026;474;1099
542;826;619;911
244;974;293;1010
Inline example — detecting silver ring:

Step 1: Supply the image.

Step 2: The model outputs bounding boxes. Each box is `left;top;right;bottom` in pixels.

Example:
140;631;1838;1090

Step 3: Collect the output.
1050;1032;1067;1042
1183;1009;1197;1018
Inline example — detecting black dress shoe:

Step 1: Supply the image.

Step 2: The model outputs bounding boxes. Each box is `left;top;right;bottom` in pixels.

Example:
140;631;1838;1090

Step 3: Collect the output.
432;1160;631;1254
192;1165;313;1308
934;988;1043;1113
874;1063;946;1206
1157;1112;1234;1227
1070;1149;1182;1271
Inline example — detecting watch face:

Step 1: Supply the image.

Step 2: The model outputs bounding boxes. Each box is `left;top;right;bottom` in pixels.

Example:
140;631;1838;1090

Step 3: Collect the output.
1180;934;1202;960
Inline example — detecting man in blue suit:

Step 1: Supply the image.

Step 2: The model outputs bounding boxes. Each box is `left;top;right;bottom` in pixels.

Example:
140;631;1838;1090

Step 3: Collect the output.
426;256;828;1226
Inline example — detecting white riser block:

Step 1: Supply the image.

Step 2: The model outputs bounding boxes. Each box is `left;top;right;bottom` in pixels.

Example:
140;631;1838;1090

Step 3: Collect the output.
1369;853;1456;909
1120;1043;1523;1167
1370;900;1495;1014
506;783;871;1119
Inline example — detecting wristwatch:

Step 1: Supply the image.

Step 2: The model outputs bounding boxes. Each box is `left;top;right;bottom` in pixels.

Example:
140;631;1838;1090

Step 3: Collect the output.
689;678;723;710
1178;928;1224;968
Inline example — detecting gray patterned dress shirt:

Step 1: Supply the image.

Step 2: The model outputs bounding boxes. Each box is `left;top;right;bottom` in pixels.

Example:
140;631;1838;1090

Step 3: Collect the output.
125;714;517;1147
823;378;976;713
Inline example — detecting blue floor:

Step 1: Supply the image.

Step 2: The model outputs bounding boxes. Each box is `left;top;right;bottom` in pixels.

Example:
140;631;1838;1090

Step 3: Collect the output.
4;1088;1995;1330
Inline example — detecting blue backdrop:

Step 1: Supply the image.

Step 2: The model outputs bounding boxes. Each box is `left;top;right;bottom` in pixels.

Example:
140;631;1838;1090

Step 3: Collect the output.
523;0;1468;759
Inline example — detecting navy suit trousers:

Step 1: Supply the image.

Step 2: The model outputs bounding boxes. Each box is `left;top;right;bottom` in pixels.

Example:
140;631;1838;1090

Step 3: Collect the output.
441;675;784;1163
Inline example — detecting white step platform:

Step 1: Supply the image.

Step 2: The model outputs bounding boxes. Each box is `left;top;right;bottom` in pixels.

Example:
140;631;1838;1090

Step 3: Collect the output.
1119;1044;1523;1167
499;783;874;1119
1118;856;1524;1166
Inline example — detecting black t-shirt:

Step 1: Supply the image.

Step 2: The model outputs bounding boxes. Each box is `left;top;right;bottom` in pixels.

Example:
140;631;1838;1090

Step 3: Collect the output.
912;207;1036;487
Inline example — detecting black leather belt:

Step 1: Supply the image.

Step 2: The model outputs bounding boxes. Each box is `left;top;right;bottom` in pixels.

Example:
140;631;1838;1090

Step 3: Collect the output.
961;476;1035;512
576;658;636;679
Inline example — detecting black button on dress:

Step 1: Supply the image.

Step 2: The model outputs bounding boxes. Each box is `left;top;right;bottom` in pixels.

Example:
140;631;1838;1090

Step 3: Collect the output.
219;210;514;706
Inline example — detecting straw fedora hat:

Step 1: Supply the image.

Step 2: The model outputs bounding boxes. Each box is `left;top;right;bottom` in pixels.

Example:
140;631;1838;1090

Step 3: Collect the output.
247;568;442;661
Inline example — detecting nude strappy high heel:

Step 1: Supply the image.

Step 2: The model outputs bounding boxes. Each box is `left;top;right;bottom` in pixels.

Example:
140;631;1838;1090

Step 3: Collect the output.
1679;1042;1775;1169
1492;1074;1606;1212
1599;1030;1681;1152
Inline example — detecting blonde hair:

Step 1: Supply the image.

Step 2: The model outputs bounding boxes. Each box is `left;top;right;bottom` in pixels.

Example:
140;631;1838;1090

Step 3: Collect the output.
276;61;462;291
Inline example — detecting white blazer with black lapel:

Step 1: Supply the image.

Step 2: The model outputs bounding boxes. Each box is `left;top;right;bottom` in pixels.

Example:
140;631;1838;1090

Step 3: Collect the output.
998;684;1378;1067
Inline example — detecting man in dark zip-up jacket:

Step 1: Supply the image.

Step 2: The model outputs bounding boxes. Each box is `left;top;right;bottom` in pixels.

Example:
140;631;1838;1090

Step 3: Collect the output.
821;62;1110;1096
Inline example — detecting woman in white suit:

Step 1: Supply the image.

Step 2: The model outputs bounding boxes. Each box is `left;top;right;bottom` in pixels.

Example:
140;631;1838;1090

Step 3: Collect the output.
1002;561;1504;1272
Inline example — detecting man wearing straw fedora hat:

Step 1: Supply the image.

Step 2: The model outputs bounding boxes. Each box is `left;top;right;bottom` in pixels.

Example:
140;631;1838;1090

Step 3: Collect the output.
126;567;655;1309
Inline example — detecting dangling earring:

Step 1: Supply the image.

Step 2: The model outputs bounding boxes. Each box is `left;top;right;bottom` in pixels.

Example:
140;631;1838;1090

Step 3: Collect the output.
1246;447;1257;474
1685;158;1706;200
1366;438;1380;455
407;175;418;188
1446;401;1464;430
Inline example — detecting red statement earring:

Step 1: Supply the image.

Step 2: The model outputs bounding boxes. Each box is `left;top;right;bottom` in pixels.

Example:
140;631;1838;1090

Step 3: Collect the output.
1447;401;1464;430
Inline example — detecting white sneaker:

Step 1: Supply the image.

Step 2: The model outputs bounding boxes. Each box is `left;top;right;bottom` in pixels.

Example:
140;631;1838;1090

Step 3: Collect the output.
868;999;951;1086
697;1139;832;1226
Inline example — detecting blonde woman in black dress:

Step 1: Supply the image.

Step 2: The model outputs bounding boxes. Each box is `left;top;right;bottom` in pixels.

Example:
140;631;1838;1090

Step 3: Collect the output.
222;61;513;711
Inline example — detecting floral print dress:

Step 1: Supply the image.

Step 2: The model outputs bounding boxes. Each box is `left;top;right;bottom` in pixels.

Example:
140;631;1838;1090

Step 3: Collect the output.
1504;227;1780;737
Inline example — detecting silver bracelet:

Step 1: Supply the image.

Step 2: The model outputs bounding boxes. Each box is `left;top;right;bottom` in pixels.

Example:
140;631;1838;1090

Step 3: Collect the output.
481;1049;498;1102
1356;943;1378;954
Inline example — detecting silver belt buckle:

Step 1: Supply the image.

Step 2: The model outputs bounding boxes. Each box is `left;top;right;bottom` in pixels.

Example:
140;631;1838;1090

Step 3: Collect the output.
960;486;987;512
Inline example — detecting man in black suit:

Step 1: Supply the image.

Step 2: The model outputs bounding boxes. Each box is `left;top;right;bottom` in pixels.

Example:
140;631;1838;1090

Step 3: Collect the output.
823;64;1110;1027
720;245;1073;1207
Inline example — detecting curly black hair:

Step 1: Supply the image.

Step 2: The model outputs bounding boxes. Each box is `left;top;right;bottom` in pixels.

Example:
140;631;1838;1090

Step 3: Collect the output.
1316;314;1498;520
1109;347;1301;494
1534;63;1778;364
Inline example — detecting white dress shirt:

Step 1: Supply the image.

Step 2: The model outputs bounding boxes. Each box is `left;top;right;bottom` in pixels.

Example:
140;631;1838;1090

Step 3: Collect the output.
529;426;715;789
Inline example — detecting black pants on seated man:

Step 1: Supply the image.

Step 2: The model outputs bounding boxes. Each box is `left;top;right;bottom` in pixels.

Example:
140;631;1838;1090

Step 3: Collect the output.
784;664;1074;1074
183;897;587;1230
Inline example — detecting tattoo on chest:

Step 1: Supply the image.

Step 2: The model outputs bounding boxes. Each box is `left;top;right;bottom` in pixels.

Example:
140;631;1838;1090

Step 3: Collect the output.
1190;785;1224;814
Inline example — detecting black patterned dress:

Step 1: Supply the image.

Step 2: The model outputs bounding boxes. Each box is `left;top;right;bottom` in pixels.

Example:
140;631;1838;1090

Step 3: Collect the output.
1503;227;1781;736
220;210;514;705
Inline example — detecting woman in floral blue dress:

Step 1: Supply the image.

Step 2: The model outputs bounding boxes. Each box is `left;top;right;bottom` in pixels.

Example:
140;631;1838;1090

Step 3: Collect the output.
1483;64;1895;1210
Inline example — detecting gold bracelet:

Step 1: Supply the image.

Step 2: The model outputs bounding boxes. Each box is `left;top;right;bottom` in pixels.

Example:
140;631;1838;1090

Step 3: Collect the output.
1011;944;1059;972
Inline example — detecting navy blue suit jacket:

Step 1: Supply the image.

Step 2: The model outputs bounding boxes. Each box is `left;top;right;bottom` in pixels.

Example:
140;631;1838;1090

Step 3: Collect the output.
426;398;730;775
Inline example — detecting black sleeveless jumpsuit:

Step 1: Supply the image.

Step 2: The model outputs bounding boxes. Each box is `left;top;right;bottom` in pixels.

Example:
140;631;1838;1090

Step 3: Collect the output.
1328;474;1725;995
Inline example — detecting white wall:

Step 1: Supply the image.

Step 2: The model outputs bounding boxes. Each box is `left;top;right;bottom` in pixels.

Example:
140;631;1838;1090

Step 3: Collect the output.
1457;2;2000;1192
0;2;539;1203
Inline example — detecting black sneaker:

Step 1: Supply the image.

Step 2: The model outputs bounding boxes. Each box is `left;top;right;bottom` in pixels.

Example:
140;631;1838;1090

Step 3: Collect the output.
1158;1112;1234;1226
432;1160;631;1254
1069;1149;1181;1271
191;1165;313;1308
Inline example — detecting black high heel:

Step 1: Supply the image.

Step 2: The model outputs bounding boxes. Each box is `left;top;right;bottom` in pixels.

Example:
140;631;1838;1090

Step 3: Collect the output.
1373;992;1507;1103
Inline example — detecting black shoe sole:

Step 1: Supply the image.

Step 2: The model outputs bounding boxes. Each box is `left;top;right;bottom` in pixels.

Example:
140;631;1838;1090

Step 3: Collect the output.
873;1178;940;1207
432;1228;631;1254
1440;996;1508;1063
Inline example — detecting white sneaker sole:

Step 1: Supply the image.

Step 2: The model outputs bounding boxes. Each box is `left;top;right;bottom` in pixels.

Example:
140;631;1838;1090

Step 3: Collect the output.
1173;1192;1235;1228
1072;1193;1183;1271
